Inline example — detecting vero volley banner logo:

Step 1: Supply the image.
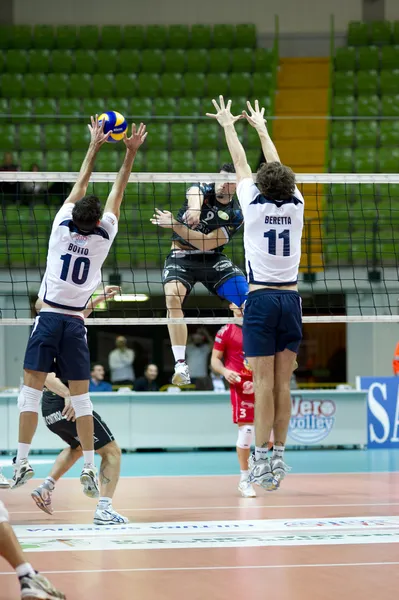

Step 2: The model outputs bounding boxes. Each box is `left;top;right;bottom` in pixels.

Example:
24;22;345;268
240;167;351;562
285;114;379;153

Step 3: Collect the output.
358;377;399;449
289;396;336;444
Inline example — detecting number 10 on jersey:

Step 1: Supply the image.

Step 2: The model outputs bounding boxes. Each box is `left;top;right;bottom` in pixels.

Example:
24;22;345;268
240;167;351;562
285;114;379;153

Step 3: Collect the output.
60;253;91;285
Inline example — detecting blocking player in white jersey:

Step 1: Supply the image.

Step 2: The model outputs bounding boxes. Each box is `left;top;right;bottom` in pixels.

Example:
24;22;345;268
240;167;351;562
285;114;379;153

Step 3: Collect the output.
207;97;304;490
12;117;148;497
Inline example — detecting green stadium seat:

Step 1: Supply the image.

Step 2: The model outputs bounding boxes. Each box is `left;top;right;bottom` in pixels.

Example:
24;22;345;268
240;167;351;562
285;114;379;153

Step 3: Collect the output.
146;150;169;172
96;50;118;73
161;73;183;97
141;49;163;73
147;123;169;149
10;26;32;49
70;124;90;150
335;47;356;71
170;150;194;172
137;73;160;97
58;98;81;121
380;121;399;145
29;49;50;73
75;50;97;73
357;94;379;117
245;123;261;148
19;124;42;150
213;25;235;48
82;98;105;118
330;148;353;172
186;49;208;72
0;97;8;114
118;49;141;73
69;73;91;97
393;22;399;45
95;153;119;172
171;123;194;149
55;26;77;49
33;25;54;49
0;74;23;97
356;70;379;95
381;46;399;69
47;73;69;98
78;26;99;49
20;152;44;170
208;48;231;73
178;97;201;116
194;149;218;171
331;121;354;147
164;49;186;73
381;95;399;116
123;25;145;49
51;50;73;73
231;48;253;72
196;122;218;149
0;53;4;72
46;150;69;171
108;97;129;116
183;73;206;96
348;22;369;46
334;71;355;95
69;151;85;171
253;72;273;96
357;46;379;70
30;204;51;235
379;148;399;172
235;24;256;48
380;70;399;94
254;49;275;72
34;98;57;122
0;26;11;49
100;26;122;49
9;98;32;123
378;183;399;204
354;148;377;172
92;74;114;97
168;25;189;49
5;207;32;236
5;49;28;73
190;25;212;49
43;124;67;150
207;73;228;97
130;97;152;117
370;21;392;45
0;125;16;151
114;73;137;98
356;121;378;147
24;74;47;98
146;25;167;49
229;72;252;96
153;97;176;116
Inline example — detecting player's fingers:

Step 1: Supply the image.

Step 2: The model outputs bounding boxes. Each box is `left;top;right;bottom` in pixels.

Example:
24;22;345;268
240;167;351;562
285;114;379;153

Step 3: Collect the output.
205;113;217;118
255;99;260;112
227;99;232;111
141;131;148;142
219;95;225;109
212;98;220;111
247;100;254;114
261;107;265;117
131;123;136;136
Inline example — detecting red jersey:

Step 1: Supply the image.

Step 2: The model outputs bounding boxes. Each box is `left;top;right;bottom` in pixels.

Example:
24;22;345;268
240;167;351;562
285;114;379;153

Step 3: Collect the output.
214;324;252;377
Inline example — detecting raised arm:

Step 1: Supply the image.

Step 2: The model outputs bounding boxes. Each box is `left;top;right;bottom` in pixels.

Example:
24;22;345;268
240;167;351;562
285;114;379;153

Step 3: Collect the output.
151;208;228;251
183;186;205;227
206;96;252;183
65;115;111;205
104;123;147;220
83;286;120;318
243;100;281;163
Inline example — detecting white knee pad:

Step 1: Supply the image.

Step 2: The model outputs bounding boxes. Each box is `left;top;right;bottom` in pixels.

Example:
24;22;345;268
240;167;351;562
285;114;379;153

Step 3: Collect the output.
0;500;9;523
17;386;41;414
237;425;254;449
71;393;93;418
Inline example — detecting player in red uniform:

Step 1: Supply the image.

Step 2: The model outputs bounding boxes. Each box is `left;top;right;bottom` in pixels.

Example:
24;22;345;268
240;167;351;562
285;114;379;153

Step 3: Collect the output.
211;304;273;497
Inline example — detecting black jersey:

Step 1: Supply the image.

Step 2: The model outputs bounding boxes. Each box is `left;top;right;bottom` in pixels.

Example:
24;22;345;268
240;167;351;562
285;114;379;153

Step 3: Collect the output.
171;183;243;253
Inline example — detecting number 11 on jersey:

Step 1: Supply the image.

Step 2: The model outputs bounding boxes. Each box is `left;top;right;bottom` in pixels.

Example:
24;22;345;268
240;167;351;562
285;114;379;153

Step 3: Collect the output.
264;229;290;257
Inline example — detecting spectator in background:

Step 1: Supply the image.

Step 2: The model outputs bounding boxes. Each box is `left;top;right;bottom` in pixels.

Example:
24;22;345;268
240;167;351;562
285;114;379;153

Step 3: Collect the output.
0;152;18;172
20;164;46;200
134;364;159;392
89;363;113;393
0;152;19;201
186;327;213;388
108;336;135;386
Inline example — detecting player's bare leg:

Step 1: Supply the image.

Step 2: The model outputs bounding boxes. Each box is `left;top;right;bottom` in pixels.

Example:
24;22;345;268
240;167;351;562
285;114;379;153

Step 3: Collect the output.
13;370;47;488
165;280;191;385
94;442;128;524
236;422;257;497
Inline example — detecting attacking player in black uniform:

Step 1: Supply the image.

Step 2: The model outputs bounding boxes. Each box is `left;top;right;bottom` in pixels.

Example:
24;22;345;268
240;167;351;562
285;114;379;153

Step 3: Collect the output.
151;164;249;386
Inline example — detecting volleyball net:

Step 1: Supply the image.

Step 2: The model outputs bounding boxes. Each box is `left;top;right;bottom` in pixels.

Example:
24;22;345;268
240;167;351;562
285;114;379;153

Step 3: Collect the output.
1;171;399;324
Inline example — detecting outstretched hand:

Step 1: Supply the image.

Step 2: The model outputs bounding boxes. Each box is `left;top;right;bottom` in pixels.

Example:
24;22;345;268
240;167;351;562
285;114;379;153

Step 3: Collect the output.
103;285;121;300
88;114;112;148
150;208;176;229
124;123;148;152
206;96;242;128
242;100;268;132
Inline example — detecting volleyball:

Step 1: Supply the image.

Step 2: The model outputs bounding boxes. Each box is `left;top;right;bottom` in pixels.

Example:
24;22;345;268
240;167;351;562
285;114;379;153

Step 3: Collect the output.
98;111;128;143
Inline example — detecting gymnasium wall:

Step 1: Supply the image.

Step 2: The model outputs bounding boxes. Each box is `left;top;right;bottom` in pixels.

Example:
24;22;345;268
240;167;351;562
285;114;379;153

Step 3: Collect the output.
12;0;362;35
386;0;399;20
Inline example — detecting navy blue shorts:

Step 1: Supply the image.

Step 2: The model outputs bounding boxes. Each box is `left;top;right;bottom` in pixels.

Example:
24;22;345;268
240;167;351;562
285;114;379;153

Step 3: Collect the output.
24;312;90;380
243;289;302;357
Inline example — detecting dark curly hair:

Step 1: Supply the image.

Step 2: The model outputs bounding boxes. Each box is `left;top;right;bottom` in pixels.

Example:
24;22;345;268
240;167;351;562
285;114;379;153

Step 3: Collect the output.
219;163;235;173
72;195;102;232
256;162;296;200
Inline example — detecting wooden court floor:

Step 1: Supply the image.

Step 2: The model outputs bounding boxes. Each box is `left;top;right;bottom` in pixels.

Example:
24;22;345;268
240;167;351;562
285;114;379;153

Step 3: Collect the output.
1;472;399;599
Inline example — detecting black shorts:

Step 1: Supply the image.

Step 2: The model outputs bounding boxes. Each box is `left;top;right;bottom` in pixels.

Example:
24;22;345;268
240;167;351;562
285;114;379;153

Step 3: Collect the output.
162;251;244;295
41;391;114;450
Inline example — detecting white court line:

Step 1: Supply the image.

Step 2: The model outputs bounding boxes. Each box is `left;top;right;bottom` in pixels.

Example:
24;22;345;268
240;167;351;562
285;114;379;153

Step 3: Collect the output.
1;561;399;576
7;502;399;516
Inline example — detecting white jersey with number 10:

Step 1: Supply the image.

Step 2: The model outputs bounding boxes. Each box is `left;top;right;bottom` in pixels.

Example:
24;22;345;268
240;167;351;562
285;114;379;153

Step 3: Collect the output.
38;203;118;311
237;177;304;286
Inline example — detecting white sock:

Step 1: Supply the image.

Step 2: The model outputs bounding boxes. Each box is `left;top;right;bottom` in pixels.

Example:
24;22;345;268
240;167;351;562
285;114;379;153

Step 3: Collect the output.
172;345;186;362
44;476;55;490
255;446;269;461
17;443;31;463
272;445;285;460
98;496;112;508
240;470;249;481
83;450;95;466
16;563;35;578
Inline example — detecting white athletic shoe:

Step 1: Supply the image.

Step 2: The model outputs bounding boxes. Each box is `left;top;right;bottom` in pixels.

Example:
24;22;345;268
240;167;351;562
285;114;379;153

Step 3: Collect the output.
172;361;191;386
248;454;279;491
238;479;257;498
20;572;66;599
270;457;291;487
93;505;129;525
11;458;34;489
0;470;10;489
31;484;53;516
80;463;99;499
